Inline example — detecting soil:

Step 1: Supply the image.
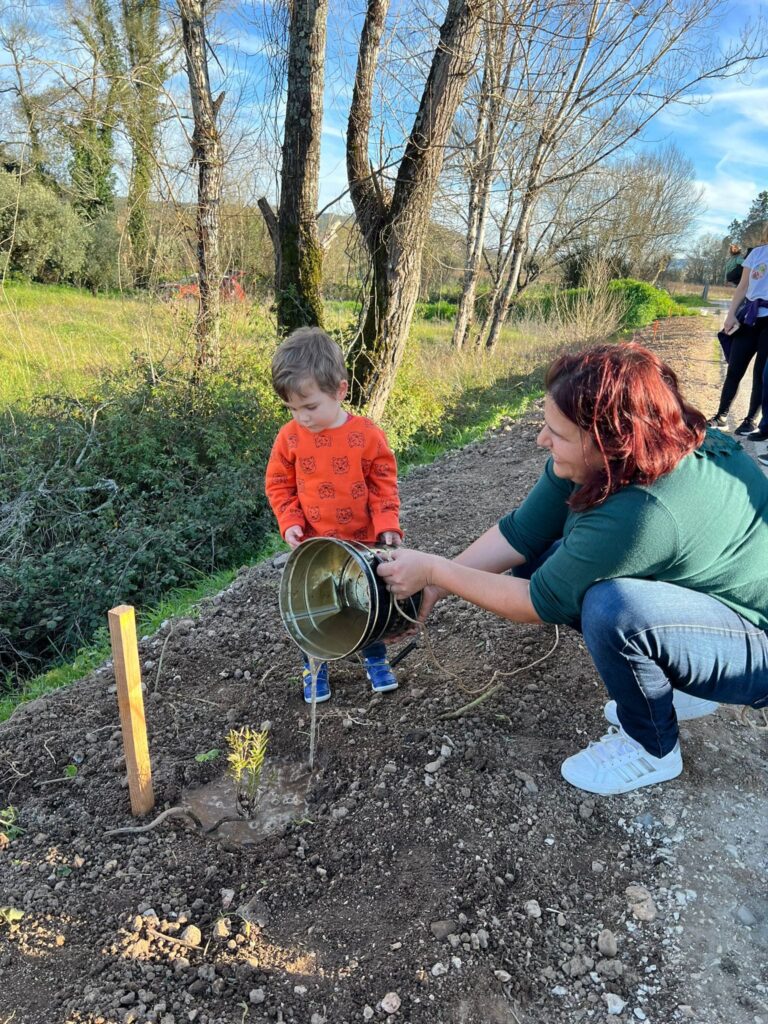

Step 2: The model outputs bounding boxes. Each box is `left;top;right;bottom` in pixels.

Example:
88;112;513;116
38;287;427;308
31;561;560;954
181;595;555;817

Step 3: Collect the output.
2;314;767;1024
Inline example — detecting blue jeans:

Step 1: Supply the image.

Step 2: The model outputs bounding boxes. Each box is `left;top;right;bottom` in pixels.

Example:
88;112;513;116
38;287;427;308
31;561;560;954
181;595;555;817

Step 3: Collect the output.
583;580;768;756
514;553;768;757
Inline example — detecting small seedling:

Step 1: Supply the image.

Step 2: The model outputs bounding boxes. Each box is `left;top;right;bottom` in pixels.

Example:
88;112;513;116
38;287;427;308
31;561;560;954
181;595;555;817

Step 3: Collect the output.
0;806;23;845
64;764;78;778
226;726;269;815
194;749;221;763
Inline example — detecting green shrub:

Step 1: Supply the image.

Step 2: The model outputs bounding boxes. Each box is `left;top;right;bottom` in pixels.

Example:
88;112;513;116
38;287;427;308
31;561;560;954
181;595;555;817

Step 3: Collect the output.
0;170;88;283
414;299;457;321
607;279;693;328
508;279;693;330
0;356;280;679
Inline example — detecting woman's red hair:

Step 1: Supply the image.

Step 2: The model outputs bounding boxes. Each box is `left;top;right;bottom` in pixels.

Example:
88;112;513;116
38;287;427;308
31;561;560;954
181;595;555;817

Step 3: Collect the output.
546;342;706;510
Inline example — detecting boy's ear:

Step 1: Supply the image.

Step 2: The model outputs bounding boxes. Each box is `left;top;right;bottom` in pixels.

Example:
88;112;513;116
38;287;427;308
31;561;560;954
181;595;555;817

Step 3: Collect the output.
337;380;349;402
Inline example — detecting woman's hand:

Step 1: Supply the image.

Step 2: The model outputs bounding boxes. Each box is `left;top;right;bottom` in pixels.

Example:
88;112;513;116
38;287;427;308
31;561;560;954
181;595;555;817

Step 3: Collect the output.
724;312;740;335
376;546;442;600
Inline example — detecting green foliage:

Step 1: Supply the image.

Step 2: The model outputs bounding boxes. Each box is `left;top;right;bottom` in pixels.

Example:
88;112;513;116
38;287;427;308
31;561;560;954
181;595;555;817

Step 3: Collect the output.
414;299;457;321
195;749;222;763
0;355;279;680
607;279;694;328
509;279;693;330
227;726;269;809
0;805;23;842
0;906;24;928
0;170;89;284
80;212;122;293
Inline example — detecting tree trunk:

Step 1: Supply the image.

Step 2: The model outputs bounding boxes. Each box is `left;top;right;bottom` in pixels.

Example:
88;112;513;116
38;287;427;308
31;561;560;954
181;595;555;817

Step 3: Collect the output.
178;0;223;372
481;200;535;352
123;0;164;290
260;0;328;333
347;0;482;418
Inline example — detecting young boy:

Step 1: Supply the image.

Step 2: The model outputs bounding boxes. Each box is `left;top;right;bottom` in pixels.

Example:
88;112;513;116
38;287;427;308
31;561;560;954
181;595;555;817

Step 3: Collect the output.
265;326;403;704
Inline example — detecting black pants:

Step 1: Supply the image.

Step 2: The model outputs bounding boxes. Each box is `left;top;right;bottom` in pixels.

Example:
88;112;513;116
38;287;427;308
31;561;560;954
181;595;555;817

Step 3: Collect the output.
716;320;768;420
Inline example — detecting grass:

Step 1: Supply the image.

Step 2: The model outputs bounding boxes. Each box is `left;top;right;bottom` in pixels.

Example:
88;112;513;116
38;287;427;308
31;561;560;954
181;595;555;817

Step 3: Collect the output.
0;278;664;720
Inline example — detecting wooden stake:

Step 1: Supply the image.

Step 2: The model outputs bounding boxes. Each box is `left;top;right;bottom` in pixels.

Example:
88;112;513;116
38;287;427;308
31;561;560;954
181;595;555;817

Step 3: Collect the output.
108;605;155;816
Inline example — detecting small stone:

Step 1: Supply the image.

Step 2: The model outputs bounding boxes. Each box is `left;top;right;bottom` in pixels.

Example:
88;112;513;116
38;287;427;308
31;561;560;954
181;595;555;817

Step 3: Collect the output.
425;758;443;774
249;988;265;1004
551;985;568;996
603;993;626;1015
494;970;512;983
524;899;542;919
363;1007;374;1021
220;889;235;909
736;905;757;926
431;962;448;976
598;928;618;958
381;992;401;1014
180;926;202;947
212;919;230;939
430;919;457;940
310;1015;326;1024
579;801;594;819
592;860;605;873
293;984;307;995
625;884;657;922
634;1009;647;1021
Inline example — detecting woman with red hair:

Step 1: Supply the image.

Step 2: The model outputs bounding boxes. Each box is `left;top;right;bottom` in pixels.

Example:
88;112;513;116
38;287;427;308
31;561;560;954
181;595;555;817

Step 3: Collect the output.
378;342;768;796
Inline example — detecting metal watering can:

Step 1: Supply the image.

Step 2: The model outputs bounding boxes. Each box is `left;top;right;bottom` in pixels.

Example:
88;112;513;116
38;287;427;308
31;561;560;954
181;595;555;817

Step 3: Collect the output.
279;538;422;660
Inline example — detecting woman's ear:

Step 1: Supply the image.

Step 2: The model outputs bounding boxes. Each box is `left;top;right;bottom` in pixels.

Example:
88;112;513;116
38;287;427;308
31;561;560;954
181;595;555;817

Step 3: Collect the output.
337;380;349;402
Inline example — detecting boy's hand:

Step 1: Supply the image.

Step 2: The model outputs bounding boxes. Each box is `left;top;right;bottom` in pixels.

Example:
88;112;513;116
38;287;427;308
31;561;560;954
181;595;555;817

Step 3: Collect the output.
284;525;305;548
377;531;402;547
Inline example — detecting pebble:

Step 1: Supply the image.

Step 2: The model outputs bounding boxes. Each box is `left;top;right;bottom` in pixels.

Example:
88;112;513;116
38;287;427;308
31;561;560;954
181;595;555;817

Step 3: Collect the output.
425;758;444;774
625;884;657;922
494;970;512;983
310;1015;326;1024
431;962;448;976
249;988;265;1004
524;900;542;919
634;1009;647;1021
430;919;457;940
598;928;618;958
736;905;757;926
603;993;626;1015
381;992;401;1013
363;1007;374;1021
180;926;202;947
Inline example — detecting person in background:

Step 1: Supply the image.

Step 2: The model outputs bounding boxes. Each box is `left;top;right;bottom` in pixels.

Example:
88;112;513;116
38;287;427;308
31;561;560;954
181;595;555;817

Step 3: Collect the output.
724;243;745;287
265;327;403;703
378;343;768;797
708;234;768;437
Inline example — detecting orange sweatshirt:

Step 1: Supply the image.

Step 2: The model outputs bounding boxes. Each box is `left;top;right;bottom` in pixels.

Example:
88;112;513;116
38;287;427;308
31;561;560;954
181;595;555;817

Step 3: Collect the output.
264;414;401;543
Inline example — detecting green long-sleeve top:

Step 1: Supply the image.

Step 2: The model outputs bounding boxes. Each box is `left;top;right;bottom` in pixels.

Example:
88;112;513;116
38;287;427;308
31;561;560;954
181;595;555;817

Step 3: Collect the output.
498;431;768;628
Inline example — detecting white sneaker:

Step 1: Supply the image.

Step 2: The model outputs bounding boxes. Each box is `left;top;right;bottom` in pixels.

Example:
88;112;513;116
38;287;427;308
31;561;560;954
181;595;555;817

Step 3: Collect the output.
604;690;719;726
561;727;683;795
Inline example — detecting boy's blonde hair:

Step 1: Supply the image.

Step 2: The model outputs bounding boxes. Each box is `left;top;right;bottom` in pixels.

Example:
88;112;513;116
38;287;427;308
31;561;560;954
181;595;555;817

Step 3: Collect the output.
271;327;348;399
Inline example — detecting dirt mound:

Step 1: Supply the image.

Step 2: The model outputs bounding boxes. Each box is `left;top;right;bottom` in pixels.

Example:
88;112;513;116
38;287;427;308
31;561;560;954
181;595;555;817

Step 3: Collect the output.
2;317;766;1024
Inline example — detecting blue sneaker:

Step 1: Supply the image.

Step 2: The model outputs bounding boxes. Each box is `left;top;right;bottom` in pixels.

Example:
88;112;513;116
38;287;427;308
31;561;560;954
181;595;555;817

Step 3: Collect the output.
302;660;331;704
364;655;398;693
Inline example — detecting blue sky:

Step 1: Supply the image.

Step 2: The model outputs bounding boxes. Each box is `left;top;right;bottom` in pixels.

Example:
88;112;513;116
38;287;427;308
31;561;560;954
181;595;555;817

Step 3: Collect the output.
653;64;768;239
307;0;768;243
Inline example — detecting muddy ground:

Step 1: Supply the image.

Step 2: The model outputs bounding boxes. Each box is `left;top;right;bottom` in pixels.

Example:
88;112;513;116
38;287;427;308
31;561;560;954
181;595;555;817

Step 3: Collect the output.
1;315;767;1024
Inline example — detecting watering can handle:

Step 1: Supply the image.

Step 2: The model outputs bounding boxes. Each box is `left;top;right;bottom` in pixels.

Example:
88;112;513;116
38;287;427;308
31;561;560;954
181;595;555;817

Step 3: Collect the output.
389;638;419;667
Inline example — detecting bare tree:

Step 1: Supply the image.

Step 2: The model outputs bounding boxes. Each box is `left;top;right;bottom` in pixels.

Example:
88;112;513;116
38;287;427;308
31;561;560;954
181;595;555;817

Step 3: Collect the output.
441;0;767;352
258;0;328;333
177;0;224;371
346;0;483;417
